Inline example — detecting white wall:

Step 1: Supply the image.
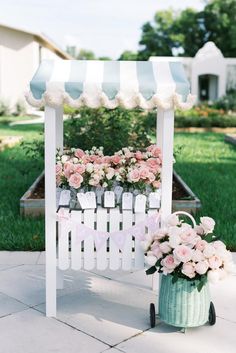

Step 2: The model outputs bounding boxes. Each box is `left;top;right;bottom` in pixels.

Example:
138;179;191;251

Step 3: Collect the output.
0;26;40;109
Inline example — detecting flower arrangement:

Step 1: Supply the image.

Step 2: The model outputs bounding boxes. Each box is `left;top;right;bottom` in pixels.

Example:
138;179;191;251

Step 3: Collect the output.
56;145;162;192
142;214;234;291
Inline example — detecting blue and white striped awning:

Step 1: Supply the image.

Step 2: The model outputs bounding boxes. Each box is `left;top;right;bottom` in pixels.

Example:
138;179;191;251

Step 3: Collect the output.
25;60;195;110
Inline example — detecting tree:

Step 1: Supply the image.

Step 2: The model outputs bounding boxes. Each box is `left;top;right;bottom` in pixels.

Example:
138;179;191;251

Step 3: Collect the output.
203;0;236;57
138;10;177;60
118;50;138;60
76;49;96;60
137;0;236;58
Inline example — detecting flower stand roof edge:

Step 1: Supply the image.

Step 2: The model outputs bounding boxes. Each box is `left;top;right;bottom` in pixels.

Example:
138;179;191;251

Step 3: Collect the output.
25;59;195;111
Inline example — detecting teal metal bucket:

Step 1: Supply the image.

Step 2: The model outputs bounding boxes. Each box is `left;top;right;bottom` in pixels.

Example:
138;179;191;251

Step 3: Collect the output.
159;275;210;328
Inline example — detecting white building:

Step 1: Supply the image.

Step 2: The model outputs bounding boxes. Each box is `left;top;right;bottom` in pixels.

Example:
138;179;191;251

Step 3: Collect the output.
0;23;72;110
150;42;236;102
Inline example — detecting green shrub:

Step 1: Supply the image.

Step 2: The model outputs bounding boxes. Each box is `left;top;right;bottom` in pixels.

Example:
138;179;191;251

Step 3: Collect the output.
213;90;236;111
64;107;152;154
0;99;10;116
14;100;26;116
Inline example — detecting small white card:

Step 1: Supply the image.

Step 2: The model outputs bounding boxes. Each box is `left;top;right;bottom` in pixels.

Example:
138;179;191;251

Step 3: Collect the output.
134;194;147;213
114;186;123;203
85;191;97;209
104;191;115;208
122;192;133;210
59;190;71;206
77;193;90;209
149;192;161;209
96;187;104;205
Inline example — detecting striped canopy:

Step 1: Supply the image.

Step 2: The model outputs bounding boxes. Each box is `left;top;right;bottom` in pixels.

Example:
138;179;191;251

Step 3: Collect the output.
25;60;195;110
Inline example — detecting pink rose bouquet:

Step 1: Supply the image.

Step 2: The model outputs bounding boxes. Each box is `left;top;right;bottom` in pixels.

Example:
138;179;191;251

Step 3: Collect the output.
142;214;235;291
56;145;162;192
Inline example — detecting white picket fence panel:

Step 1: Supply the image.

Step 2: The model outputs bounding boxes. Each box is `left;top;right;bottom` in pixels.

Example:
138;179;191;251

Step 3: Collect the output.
57;206;160;271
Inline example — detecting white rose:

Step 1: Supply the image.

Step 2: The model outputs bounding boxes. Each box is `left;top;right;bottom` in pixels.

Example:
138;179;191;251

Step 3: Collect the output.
194;225;205;235
140;240;151;251
86;163;94;173
102;182;108;188
169;233;181;248
192;249;204;262
207;269;220;283
200;217;215;234
195;261;208;275
167;214;180;227
146;255;157;267
203;244;215;258
61;155;69;163
73;157;79;163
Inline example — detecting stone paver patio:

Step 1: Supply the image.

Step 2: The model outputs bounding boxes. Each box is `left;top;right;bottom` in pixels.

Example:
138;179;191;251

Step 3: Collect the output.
0;251;235;353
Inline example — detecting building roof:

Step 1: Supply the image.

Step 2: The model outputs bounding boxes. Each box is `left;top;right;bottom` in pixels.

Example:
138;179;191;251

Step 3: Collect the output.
0;22;73;60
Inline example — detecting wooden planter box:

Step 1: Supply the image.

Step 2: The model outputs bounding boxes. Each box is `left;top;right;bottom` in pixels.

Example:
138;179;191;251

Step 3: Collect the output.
20;170;201;217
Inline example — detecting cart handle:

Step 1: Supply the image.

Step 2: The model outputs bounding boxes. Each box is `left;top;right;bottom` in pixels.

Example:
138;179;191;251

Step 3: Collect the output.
171;211;197;228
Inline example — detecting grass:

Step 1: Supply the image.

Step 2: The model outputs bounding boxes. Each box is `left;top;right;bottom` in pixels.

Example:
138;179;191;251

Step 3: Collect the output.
0;119;44;250
0;117;236;250
174;132;236;251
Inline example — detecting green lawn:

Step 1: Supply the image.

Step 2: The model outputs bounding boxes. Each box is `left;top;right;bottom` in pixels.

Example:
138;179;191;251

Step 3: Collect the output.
174;132;236;251
0;119;235;250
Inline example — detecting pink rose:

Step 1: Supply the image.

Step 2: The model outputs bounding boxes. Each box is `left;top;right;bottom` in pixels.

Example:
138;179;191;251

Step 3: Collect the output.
56;175;62;186
161;255;178;271
200;216;215;234
148;172;155;183
203;244;215;258
112;155;122;165
106;167;115;180
182;262;196;278
125;151;133;159
147;145;155;152
195;261;208;275
151;146;161;158
74;148;85;159
195;239;208;251
179;228;198;246
173;245;192;263
135;151;143;160
56;164;62;175
159;241;171;254
194;225;205;236
152;180;161;189
68;173;83;189
208;255;223;270
64;162;75;178
102;156;111;164
128;169;140;183
74;164;85;174
146;158;158;169
139;167;149;179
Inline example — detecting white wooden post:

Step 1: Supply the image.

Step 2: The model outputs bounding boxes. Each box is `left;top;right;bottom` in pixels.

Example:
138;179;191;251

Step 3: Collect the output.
158;108;175;222
45;106;58;317
155;108;175;311
55;106;64;290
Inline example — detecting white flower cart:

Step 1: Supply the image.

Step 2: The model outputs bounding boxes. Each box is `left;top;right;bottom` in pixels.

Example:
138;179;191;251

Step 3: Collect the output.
26;60;194;317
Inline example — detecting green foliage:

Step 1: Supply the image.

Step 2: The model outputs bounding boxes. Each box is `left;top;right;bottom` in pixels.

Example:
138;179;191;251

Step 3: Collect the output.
213;90;236;111
64;107;151;154
0;99;10;116
14;100;27;116
118;50;138;61
76;49;96;60
20;136;44;160
136;0;236;58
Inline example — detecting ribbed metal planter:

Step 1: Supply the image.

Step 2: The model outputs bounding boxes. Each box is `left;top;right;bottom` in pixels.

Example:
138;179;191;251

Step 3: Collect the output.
159;275;210;328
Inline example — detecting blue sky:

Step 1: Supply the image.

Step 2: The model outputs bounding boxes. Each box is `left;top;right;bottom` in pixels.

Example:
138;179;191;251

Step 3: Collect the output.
0;0;204;58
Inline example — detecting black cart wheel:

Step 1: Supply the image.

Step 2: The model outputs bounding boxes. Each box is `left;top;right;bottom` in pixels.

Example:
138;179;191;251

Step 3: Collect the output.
209;301;216;326
150;303;156;328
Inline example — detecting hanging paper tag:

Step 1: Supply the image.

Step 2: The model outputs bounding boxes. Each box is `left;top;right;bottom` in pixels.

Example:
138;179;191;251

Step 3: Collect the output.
77;193;90;209
134;194;147;213
96;187;104;205
149;192;161;209
114;186;123;204
85;191;97;209
59;190;71;206
104;191;115;208
122;192;133;210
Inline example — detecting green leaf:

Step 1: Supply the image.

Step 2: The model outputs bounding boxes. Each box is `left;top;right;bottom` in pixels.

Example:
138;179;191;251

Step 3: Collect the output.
172;273;179;284
146;266;157;275
197;275;207;292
